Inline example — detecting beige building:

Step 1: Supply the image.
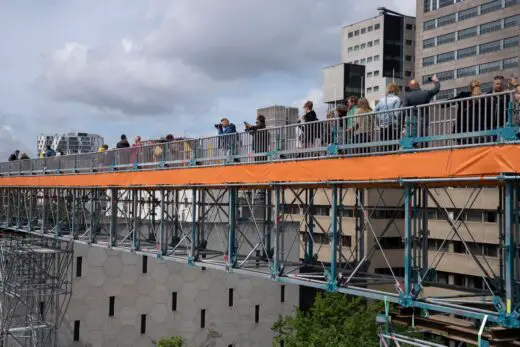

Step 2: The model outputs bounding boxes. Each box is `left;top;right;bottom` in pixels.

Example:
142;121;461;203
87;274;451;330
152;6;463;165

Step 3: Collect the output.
415;0;520;99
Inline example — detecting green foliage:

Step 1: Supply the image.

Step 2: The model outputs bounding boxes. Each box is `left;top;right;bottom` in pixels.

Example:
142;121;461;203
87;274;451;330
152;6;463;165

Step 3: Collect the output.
156;336;184;347
272;293;381;347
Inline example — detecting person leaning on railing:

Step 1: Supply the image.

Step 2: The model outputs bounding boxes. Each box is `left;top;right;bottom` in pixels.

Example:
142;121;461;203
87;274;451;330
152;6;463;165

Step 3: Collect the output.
512;84;520;139
245;114;268;162
374;83;403;148
298;100;319;149
351;98;373;154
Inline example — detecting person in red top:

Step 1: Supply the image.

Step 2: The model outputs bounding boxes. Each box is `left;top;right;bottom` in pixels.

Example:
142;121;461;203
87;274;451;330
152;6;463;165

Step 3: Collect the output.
130;136;142;165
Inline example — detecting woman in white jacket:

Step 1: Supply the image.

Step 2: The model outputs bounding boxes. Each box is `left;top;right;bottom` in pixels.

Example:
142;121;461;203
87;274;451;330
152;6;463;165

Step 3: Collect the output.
374;83;403;150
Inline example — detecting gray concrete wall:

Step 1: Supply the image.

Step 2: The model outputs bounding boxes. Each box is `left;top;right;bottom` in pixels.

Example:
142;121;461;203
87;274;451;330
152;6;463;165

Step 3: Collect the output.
59;244;299;347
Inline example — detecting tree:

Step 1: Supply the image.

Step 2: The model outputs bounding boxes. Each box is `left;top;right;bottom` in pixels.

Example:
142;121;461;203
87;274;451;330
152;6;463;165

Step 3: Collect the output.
156;336;184;347
272;293;381;347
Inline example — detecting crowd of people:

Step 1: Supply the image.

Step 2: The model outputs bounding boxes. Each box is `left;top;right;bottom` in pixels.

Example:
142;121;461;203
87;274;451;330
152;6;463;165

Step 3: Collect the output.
7;75;520;163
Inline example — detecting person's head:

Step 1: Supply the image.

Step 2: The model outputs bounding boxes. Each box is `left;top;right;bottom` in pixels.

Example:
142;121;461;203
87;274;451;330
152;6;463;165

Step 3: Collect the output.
408;80;420;90
470;80;481;96
303;101;313;113
358;98;372;111
14;150;19;155
45;145;51;150
21;152;27;157
121;134;127;141
387;83;400;95
493;75;504;93
326;111;335;120
102;144;109;150
336;104;348;117
134;136;141;143
514;85;520;104
220;118;230;127
256;114;266;125
347;96;358;109
165;134;174;142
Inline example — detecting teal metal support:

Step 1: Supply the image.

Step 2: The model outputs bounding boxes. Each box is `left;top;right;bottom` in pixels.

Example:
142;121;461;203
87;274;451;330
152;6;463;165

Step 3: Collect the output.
158;190;167;255
28;189;34;231
131;190;139;251
402;184;412;305
504;182;515;319
228;188;238;268
109;188;118;247
327;124;338;155
55;189;62;237
304;189;315;263
89;189;96;244
272;187;281;277
71;190;77;239
498;101;519;142
41;189;46;235
189;188;197;264
6;189;12;227
328;185;338;292
16;189;21;228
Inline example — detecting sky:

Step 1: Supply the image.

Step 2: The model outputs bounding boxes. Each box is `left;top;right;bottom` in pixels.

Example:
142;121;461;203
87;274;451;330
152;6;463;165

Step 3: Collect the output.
0;0;416;158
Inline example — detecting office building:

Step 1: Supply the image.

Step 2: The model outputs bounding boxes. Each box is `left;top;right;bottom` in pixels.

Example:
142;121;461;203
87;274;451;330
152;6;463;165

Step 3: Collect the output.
416;0;520;99
323;63;366;107
256;105;298;128
324;8;416;106
37;132;104;155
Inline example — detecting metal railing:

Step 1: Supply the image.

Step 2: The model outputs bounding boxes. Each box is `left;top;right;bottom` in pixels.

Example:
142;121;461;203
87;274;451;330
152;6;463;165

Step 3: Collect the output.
1;91;518;176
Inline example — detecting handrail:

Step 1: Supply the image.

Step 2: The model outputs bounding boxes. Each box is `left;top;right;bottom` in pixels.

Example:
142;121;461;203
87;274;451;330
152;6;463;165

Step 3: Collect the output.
0;91;518;177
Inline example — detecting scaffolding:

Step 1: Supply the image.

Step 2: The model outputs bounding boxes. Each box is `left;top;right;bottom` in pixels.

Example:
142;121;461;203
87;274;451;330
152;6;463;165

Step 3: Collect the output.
0;232;73;347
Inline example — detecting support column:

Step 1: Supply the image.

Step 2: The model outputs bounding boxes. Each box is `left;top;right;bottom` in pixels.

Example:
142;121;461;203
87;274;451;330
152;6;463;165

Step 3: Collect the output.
71;190;77;239
228;188;237;268
273;186;281;277
403;184;412;303
190;188;197;264
305;189;315;263
132;190;139;251
173;190;180;245
89;189;96;244
41;189;47;234
158;190;167;255
109;188;118;247
356;188;365;261
6;189;12;227
504;182;514;318
198;189;206;250
16;189;22;228
28;189;34;231
55;189;62;237
329;185;338;291
421;188;429;274
265;188;272;258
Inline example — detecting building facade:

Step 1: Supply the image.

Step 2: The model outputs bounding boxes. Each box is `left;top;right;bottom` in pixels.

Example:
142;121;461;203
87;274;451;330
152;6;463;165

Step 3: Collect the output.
415;0;520;99
37;133;104;155
324;8;416;106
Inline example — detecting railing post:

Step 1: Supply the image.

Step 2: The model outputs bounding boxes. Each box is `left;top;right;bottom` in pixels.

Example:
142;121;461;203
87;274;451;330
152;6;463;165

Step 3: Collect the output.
400;107;416;149
328;185;338;291
109;188;118;247
497;100;518;142
228;188;238;269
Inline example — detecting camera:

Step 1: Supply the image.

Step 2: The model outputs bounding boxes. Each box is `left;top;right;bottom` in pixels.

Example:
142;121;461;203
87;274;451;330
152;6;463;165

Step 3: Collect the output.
214;124;220;128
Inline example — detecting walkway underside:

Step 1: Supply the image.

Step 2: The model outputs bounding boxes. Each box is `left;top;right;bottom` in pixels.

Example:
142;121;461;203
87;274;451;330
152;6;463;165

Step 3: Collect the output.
0;145;519;188
1;145;519;341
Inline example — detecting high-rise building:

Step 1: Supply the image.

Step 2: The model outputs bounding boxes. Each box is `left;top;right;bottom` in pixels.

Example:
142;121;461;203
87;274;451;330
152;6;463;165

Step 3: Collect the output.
323;63;366;107
256;105;299;128
416;0;520;100
37;132;104;155
324;8;416;106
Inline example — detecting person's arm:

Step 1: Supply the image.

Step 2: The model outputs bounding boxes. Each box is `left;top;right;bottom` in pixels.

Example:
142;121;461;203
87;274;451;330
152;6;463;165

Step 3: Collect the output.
426;75;441;99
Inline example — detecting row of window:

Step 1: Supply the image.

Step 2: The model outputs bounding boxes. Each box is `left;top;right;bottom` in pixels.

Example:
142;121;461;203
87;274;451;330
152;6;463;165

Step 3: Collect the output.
348;39;380;54
423;0;463;13
424;0;518;29
422;57;519;85
347;23;381;38
435;82;495;100
423;36;519;67
428;239;499;257
423;15;519;49
347;55;380;66
301;232;352;247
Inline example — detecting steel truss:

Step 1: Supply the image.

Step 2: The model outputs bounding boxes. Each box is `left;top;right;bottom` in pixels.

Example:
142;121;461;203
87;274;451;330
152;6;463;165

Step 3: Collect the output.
0;179;518;334
0;231;73;347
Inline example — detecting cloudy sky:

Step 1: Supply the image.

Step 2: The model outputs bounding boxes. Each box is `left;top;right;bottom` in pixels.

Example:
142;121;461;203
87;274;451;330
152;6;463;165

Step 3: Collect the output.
0;0;415;158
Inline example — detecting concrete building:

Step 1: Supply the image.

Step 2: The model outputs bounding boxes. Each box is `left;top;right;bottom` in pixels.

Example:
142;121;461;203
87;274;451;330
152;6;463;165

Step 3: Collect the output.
416;0;520;99
37;133;104;155
324;8;416;106
256;105;298;128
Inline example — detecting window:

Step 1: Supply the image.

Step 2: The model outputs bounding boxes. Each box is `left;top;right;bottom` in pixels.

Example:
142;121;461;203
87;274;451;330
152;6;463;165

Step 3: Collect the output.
405;55;412;62
374;23;380;30
480;40;502;54
361;28;366;34
367;56;373;63
142;255;148;274
341;235;352;247
466;211;483;222
424;0;439;12
360;58;366;64
373;70;380;77
505;0;519;7
367;87;373;93
437;32;456;45
348;32;353;38
368;25;373;32
361;43;366;49
405;71;412;77
281;285;285;303
172;292;177;311
367;72;373;78
458;7;478;21
480;20;502;35
439;0;455;8
73;321;80;341
228;288;234;307
373;86;380;92
406;39;413;46
458;26;478;40
485;211;497;223
380;237;402;249
76;257;82;277
423;37;435;49
479;60;502;74
481;0;502;15
504;36;519;49
374;55;380;61
374;39;380;46
200;309;206;328
437;51;455;63
436;89;455;100
504;57;519;69
348;47;353;53
140;314;146;334
255;305;260;323
109;296;115;317
504;15;520;29
438;13;456;27
457;46;477;59
354;45;359;51
354;60;359;64
436;70;455;81
367;41;373;48
423;56;435;66
424;19;436;31
354;30;359;36
406;24;413;30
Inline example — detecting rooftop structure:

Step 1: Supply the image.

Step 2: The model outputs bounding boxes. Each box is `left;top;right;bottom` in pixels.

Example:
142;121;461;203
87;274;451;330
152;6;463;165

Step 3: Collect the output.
37;132;104;155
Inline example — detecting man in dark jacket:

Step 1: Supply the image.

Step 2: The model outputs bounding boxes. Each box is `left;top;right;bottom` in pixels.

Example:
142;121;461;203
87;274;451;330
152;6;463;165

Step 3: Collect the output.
8;150;19;161
401;75;440;140
245;114;268;161
116;134;130;148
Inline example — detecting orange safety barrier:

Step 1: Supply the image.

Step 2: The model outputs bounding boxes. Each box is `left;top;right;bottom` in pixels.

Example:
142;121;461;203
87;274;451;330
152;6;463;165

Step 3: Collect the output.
0;145;519;188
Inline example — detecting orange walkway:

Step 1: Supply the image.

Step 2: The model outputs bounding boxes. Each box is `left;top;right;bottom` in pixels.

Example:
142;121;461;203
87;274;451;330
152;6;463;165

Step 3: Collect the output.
0;145;519;188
